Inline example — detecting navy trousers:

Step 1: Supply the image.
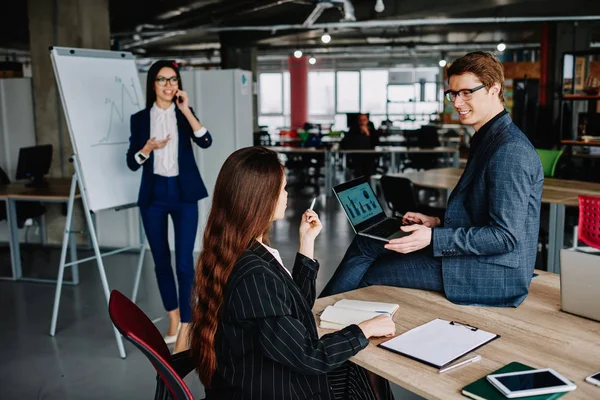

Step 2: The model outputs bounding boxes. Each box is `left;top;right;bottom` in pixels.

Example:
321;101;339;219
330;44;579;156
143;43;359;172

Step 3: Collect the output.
320;234;444;298
140;175;198;323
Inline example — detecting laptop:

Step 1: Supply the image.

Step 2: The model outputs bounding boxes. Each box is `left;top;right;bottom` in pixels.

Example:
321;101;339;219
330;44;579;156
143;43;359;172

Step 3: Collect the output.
560;248;600;322
333;176;410;242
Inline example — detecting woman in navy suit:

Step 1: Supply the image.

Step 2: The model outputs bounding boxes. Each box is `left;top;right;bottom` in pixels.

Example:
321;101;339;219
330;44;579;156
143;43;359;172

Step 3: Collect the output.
127;60;212;353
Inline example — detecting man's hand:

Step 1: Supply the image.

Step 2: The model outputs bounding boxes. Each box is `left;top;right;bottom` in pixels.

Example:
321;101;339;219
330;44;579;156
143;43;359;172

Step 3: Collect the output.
384;224;432;254
402;212;440;228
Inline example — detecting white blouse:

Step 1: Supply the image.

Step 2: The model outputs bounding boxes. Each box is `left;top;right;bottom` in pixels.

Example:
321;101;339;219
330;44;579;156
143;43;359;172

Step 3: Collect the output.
260;243;292;277
135;102;207;176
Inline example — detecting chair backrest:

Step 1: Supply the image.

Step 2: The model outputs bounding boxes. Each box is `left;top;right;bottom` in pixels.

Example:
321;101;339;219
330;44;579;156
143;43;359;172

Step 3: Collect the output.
108;290;194;400
536;149;563;177
380;175;419;216
0;166;10;186
578;195;600;250
417;126;441;148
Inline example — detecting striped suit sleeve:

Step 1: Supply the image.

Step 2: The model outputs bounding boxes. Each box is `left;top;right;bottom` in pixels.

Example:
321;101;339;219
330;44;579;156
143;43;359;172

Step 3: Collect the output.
291;253;319;308
229;271;369;375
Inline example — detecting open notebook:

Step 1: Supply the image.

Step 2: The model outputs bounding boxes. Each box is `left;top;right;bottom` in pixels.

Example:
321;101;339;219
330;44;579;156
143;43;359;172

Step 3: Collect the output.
319;299;399;330
379;318;499;369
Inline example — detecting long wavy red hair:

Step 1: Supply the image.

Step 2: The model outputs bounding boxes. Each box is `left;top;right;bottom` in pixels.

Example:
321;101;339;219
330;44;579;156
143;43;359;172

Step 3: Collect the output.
190;146;284;387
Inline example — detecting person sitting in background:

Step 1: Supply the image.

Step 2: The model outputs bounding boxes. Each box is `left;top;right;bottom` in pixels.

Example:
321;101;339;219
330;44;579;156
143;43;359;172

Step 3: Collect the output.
341;113;379;178
190;146;396;400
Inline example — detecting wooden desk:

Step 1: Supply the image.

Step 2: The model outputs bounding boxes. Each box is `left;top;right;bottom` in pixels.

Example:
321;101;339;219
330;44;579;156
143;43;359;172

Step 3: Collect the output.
389;168;600;273
314;271;600;399
561;140;600;147
0;178;81;283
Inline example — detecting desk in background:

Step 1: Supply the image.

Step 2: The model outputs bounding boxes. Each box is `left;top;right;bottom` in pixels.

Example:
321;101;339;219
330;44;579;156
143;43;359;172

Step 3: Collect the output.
0;178;80;283
388;167;600;273
314;271;600;400
266;146;460;197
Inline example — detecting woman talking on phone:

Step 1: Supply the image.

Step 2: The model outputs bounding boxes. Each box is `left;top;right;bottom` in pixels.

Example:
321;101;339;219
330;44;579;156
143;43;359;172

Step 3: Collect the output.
126;60;212;353
190;146;396;399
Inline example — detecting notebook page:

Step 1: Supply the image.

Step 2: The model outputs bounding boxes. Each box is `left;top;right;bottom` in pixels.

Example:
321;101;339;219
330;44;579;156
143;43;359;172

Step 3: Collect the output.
320;305;381;328
334;299;399;315
380;318;497;367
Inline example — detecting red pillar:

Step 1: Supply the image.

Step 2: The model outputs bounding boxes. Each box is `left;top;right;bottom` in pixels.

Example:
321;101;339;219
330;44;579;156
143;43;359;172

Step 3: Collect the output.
288;56;308;129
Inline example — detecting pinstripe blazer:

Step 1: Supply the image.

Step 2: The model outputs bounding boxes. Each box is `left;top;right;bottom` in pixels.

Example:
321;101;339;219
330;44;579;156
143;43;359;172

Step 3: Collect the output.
432;113;544;307
206;241;369;400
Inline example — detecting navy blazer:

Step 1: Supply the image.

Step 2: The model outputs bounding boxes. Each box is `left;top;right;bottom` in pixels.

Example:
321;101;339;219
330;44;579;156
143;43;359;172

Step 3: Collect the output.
208;241;369;399
432;113;544;307
126;107;212;208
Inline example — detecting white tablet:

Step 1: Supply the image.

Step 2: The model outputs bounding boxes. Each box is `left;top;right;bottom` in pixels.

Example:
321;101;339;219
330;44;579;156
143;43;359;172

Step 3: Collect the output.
486;368;576;398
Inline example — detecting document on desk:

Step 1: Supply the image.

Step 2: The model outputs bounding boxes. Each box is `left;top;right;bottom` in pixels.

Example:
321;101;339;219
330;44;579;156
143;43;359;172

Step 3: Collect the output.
379;318;499;369
319;300;399;330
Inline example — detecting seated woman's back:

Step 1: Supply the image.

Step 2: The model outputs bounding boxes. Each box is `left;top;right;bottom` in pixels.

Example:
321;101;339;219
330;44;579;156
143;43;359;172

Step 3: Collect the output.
190;146;395;400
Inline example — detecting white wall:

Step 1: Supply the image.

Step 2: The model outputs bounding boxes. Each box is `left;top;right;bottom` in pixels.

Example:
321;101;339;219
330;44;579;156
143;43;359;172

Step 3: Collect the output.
0;78;38;244
0;78;37;180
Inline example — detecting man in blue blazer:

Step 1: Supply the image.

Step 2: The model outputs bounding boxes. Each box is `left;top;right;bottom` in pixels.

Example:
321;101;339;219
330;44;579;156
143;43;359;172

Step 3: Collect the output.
321;52;543;307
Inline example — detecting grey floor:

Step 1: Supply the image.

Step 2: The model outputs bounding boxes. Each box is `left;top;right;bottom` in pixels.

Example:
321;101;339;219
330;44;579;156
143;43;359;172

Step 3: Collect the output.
0;183;423;399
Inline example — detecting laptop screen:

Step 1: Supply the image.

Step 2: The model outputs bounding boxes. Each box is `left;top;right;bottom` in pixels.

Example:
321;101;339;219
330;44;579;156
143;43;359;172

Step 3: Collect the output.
334;178;385;228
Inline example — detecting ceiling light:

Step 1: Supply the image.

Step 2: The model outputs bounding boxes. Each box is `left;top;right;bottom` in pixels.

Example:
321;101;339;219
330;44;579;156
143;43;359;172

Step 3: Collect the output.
439;59;447;67
374;0;385;13
497;42;506;52
309;57;316;65
321;29;331;44
294;50;303;58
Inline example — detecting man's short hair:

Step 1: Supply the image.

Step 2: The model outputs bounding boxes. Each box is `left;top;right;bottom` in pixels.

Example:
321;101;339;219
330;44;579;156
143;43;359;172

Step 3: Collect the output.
447;51;505;103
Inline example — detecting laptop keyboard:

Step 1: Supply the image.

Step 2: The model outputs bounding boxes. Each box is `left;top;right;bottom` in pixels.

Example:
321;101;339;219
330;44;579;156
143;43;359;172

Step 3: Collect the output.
363;218;401;238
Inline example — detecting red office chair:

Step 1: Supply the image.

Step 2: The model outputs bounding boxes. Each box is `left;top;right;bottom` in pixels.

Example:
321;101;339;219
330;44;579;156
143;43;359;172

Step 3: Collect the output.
577;195;600;250
108;290;197;400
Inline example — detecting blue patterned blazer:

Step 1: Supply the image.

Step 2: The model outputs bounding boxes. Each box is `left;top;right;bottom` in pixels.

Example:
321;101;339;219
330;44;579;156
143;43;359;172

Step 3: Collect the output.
432;113;543;307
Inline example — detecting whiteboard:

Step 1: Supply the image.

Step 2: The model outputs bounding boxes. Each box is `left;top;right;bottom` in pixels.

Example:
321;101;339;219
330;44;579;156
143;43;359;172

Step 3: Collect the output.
51;47;144;212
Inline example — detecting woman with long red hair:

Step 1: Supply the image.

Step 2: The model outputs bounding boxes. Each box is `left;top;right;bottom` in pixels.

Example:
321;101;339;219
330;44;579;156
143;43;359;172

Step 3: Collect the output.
190;146;396;399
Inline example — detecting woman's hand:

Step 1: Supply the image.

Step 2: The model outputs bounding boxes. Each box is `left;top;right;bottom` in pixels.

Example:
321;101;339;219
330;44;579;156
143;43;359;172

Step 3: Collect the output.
298;210;322;259
174;89;190;111
299;209;322;243
142;135;171;155
358;314;396;338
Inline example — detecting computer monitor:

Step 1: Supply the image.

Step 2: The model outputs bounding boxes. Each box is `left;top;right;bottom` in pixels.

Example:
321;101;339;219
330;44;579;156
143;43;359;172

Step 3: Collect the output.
16;144;53;188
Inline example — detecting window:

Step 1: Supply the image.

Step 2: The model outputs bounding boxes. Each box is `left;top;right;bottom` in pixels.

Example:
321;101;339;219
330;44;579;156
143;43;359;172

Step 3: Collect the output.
388;84;415;102
259;73;283;114
333;114;348;131
424;82;439;102
361;70;388;113
336;71;360;112
258;116;285;131
308;71;335;115
258;67;441;132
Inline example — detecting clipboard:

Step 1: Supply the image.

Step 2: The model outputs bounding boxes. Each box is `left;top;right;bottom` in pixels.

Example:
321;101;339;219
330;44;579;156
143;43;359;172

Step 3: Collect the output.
378;318;500;369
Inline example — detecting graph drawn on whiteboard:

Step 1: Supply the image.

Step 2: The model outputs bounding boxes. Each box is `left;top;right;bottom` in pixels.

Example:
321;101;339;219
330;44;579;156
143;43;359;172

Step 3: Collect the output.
94;76;141;147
